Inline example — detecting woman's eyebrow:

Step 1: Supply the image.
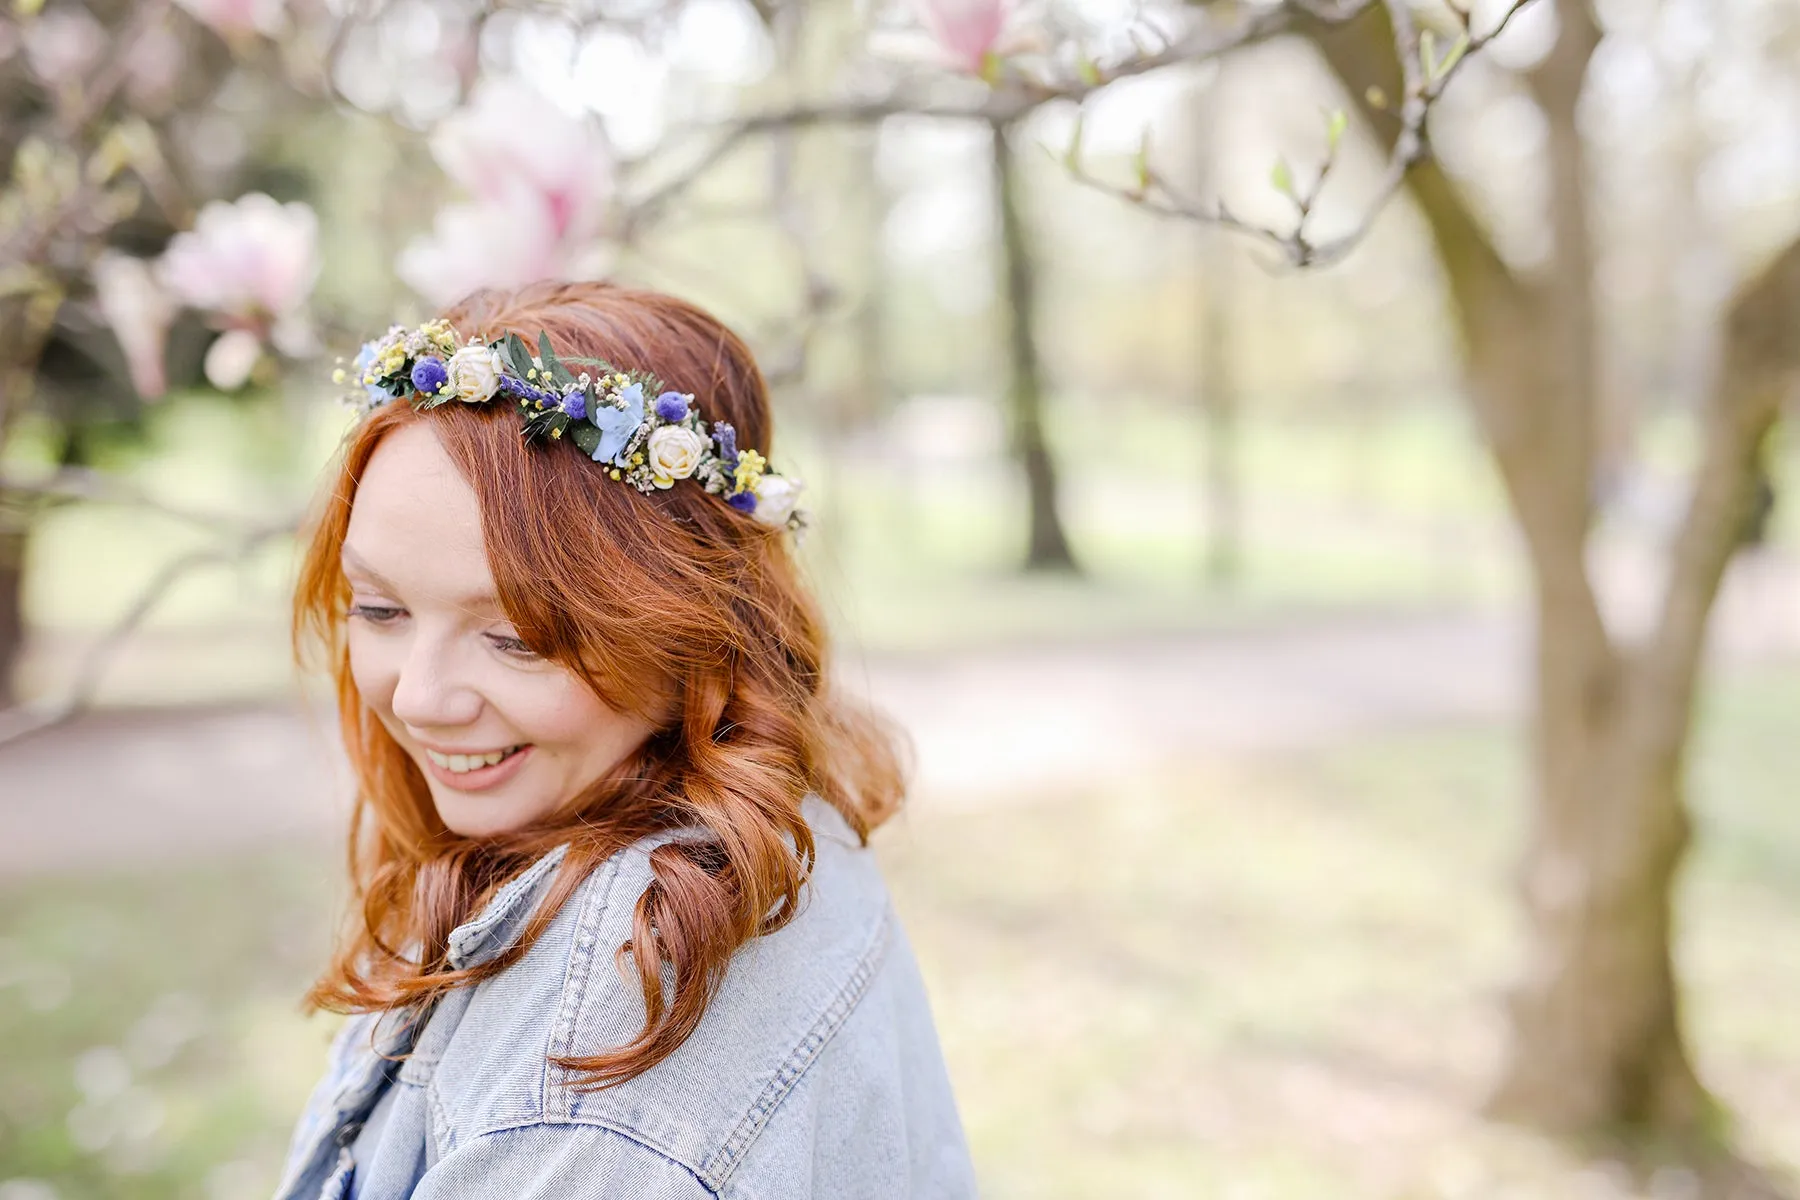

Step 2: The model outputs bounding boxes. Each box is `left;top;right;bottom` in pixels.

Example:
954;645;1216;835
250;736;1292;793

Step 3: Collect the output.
340;544;398;590
340;544;503;612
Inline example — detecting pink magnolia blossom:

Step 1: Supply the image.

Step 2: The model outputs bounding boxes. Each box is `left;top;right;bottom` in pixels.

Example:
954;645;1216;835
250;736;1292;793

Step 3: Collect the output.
397;192;566;309
397;81;614;305
915;0;1011;75
124;23;186;110
157;193;319;332
428;80;612;244
22;8;105;87
172;0;284;40
93;253;174;400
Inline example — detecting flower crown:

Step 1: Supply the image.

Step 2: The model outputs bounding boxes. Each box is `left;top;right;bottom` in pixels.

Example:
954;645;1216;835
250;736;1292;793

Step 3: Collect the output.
334;319;805;531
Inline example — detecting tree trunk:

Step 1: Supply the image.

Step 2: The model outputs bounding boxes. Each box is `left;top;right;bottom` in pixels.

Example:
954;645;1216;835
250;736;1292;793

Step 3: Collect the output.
1305;1;1794;1137
991;119;1079;573
0;288;63;709
1490;583;1706;1128
0;519;25;710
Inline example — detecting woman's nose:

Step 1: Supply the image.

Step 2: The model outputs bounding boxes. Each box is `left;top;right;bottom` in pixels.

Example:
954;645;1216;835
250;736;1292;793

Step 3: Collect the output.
389;631;484;730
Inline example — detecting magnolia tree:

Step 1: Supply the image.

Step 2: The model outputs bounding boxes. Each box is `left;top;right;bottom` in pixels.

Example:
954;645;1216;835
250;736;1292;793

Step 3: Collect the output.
0;0;1516;716
17;0;1758;1163
0;0;338;719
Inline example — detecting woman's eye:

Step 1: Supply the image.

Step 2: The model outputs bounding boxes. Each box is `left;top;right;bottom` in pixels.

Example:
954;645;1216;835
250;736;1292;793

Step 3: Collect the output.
488;633;541;660
348;603;405;624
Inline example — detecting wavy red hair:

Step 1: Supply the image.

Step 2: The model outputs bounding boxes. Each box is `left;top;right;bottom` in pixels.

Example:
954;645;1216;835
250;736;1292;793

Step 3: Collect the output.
293;280;907;1086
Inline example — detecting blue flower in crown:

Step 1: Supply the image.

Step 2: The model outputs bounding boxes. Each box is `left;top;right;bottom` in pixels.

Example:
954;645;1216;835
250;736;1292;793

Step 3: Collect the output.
411;356;448;397
353;343;390;407
333;319;807;532
591;382;645;467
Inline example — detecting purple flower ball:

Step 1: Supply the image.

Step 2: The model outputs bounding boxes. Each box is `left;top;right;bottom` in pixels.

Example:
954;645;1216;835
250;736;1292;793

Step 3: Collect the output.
558;389;587;420
410;356;448;395
653;391;688;423
714;422;738;467
727;490;758;514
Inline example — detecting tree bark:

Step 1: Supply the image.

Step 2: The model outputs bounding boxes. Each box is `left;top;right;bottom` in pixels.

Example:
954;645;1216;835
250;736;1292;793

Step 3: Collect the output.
992;119;1079;573
1306;2;1795;1136
0;287;63;708
0;521;24;710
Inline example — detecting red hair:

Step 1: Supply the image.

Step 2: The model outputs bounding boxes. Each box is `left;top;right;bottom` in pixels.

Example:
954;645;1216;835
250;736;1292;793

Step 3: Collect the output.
293;280;908;1086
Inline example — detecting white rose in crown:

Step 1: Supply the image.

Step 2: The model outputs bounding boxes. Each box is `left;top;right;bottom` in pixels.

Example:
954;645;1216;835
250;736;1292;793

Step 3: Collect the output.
447;344;504;403
647;425;706;487
753;475;804;526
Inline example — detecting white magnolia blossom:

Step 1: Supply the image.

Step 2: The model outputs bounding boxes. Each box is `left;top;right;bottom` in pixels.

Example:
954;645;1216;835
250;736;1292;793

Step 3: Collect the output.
157;193;319;327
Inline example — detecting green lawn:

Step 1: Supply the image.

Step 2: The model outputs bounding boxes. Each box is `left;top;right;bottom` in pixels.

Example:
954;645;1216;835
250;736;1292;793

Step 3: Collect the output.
4;667;1799;1198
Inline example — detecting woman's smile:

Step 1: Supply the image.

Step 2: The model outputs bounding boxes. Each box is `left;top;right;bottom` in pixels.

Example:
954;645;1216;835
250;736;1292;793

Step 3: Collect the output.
418;742;534;791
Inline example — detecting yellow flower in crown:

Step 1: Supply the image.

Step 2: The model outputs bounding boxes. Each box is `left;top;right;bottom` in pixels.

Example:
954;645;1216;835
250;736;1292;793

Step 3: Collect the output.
732;448;766;494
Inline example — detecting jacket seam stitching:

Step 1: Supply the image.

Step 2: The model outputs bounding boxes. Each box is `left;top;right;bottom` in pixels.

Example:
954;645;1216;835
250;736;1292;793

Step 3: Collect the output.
698;903;893;1191
426;1076;457;1168
543;851;625;1123
461;1116;716;1195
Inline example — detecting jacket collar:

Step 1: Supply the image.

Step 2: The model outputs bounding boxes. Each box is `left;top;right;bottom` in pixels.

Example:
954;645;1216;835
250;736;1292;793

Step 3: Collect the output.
445;842;571;970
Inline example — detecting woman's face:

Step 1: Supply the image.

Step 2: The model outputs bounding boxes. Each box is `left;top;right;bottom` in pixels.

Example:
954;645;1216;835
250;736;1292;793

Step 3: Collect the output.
341;421;657;838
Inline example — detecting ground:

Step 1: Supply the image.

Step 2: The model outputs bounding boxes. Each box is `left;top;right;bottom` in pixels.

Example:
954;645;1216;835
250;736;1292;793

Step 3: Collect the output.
3;615;1798;1200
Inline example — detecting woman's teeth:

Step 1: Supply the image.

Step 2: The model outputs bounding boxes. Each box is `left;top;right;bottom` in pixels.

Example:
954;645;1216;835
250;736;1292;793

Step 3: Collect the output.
425;746;521;774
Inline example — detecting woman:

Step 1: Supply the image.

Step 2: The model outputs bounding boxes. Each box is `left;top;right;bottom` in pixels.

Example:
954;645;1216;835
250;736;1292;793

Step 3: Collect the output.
272;281;977;1199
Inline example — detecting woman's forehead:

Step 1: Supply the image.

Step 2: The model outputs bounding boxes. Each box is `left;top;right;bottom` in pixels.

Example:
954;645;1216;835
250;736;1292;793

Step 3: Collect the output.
343;422;499;610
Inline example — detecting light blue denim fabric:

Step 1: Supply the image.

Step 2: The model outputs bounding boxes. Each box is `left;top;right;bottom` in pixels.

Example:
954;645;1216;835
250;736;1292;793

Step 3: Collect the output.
270;795;979;1199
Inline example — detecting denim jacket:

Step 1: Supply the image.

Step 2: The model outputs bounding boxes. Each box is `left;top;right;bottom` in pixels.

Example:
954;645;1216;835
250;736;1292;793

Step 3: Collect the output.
271;795;978;1199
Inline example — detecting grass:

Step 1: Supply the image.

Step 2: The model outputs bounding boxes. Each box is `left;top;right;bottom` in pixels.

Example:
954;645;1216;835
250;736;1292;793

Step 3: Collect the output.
4;666;1799;1198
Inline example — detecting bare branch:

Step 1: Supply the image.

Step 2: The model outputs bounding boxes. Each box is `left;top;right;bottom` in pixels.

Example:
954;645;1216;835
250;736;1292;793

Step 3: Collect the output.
619;0;1316;238
1064;0;1536;267
0;515;298;749
0;465;283;535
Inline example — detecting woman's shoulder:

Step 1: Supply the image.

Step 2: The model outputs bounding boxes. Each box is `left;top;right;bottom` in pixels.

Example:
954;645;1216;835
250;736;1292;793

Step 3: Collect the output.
430;794;908;1183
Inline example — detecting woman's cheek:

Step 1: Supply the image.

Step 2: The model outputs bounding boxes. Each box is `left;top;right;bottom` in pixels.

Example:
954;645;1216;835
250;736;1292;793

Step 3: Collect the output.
504;674;601;749
346;626;400;713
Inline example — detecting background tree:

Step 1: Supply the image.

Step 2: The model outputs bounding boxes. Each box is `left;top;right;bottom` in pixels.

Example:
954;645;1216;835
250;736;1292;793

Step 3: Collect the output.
1293;0;1794;1137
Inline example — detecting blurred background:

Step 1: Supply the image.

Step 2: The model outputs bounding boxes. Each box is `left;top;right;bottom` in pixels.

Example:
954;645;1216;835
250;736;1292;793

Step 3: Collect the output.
2;0;1799;1196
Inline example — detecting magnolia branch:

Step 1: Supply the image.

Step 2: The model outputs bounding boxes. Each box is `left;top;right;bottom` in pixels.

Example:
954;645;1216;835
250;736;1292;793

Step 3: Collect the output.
619;0;1324;238
1066;0;1536;266
0;465;283;535
0;470;299;747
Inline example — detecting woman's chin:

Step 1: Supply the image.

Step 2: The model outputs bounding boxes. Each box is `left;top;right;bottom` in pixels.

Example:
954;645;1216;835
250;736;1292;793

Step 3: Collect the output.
431;790;544;839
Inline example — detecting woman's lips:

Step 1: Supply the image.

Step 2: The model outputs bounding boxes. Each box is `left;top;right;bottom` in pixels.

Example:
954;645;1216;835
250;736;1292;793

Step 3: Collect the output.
422;744;534;792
